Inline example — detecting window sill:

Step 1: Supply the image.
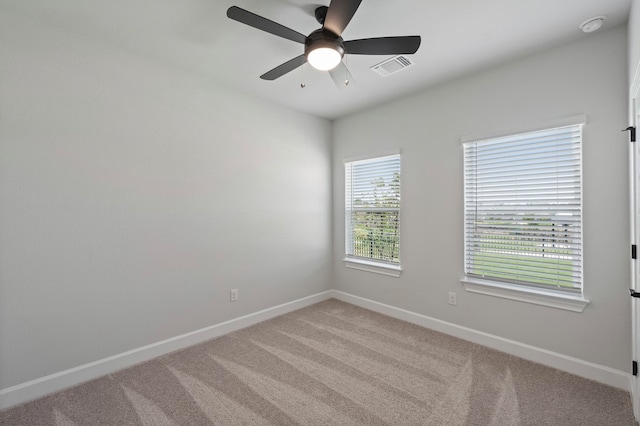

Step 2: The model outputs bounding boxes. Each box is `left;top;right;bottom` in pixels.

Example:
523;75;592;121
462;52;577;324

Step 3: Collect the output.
343;258;402;277
460;276;589;312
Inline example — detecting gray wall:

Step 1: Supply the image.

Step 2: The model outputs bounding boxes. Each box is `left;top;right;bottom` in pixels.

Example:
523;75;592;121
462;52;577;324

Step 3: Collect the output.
0;11;332;389
0;5;634;395
332;26;630;371
630;0;640;87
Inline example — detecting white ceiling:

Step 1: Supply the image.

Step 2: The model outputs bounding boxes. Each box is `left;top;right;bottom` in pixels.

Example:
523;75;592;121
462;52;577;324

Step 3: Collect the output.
0;0;632;120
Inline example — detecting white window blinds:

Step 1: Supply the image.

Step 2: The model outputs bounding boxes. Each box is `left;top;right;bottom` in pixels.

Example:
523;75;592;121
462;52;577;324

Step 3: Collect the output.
463;124;583;293
345;154;401;265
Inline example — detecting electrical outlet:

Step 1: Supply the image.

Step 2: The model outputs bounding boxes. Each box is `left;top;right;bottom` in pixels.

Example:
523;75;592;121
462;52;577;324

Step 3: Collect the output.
448;292;457;306
230;288;239;302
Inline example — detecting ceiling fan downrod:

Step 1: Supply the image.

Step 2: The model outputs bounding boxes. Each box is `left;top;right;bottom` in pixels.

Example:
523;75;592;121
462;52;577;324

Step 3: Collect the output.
315;6;329;25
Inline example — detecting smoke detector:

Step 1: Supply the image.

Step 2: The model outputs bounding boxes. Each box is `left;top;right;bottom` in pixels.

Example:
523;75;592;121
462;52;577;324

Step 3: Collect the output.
579;16;606;33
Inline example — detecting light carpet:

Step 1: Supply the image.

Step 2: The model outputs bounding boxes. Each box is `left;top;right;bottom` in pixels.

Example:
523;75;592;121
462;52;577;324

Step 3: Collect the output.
0;299;636;425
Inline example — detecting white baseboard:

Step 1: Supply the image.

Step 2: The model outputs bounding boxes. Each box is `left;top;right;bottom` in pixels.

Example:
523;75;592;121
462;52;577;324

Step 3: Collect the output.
0;291;333;410
330;290;631;392
1;289;630;411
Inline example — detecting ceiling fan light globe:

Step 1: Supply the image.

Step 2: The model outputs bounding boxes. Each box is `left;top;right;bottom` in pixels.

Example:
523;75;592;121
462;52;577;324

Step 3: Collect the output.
307;47;342;71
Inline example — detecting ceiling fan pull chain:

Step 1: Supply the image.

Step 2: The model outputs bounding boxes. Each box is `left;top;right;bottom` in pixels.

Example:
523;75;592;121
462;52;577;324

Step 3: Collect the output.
344;56;350;86
300;64;306;88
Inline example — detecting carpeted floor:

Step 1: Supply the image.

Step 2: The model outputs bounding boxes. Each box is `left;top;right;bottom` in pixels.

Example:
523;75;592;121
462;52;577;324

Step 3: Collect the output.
0;299;637;425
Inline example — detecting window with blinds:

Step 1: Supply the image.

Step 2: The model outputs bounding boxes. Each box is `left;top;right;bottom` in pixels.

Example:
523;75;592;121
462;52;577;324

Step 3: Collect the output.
345;154;401;265
463;124;583;293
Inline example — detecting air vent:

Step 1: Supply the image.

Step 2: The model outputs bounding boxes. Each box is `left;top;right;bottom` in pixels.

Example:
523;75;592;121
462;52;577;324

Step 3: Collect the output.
370;55;414;77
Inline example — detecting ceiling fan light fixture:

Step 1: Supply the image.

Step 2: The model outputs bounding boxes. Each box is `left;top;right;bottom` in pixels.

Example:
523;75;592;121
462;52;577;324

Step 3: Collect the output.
307;47;342;70
305;29;345;71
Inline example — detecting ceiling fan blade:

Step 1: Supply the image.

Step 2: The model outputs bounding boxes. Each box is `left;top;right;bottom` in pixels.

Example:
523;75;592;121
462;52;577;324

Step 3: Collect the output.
260;55;307;80
324;0;363;36
329;61;354;89
344;36;421;55
227;6;307;44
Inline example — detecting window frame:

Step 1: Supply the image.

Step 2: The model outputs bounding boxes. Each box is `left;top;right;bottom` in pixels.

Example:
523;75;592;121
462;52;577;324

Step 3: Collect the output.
461;116;589;312
343;151;403;277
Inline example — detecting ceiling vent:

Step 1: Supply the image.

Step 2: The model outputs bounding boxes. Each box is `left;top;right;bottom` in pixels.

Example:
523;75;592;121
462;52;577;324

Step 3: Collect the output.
370;55;414;77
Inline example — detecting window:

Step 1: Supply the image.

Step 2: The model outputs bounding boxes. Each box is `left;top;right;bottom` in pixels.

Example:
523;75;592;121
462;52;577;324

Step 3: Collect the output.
463;122;584;299
344;153;401;275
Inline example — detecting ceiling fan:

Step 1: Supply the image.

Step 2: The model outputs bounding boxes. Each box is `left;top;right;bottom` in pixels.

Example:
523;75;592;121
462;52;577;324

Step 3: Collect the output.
226;0;421;85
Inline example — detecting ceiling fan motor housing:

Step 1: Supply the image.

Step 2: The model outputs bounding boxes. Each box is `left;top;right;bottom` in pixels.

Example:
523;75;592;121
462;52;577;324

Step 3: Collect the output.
305;29;345;60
